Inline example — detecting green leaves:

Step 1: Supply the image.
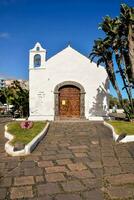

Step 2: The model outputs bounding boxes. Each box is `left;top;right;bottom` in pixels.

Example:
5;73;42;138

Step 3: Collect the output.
97;58;104;67
1;81;29;117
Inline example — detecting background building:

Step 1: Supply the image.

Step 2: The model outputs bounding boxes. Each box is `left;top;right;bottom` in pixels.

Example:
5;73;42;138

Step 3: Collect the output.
0;75;28;90
0;77;6;88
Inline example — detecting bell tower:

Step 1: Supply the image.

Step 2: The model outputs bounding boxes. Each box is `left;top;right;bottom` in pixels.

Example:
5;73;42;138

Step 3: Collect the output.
29;42;46;69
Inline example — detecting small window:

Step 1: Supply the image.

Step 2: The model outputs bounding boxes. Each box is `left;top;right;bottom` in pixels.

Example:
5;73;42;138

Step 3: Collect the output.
36;47;40;51
34;54;41;67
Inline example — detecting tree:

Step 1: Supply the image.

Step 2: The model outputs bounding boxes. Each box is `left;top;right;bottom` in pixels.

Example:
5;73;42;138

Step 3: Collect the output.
109;95;120;109
0;88;6;104
10;80;29;117
120;4;134;81
90;4;134;120
0;81;29;117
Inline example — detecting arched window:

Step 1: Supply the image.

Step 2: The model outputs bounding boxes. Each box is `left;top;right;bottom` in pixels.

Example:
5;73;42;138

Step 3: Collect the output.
36;47;40;51
34;54;41;67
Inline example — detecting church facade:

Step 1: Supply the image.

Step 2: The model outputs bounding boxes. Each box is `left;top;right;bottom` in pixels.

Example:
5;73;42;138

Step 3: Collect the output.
29;42;109;121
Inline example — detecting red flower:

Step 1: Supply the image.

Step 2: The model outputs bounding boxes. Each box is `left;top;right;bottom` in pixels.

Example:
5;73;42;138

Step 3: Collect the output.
20;121;33;129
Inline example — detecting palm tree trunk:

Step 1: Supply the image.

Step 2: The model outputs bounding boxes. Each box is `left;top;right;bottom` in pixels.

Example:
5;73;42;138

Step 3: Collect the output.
106;61;131;120
117;62;134;115
128;24;134;81
113;81;130;120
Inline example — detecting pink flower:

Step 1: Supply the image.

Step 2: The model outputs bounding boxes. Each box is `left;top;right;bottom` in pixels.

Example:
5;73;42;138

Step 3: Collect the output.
20;121;33;129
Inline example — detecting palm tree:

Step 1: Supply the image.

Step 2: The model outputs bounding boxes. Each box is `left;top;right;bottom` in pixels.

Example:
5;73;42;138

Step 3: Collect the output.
99;13;134;116
90;4;134;120
120;4;134;82
90;38;131;119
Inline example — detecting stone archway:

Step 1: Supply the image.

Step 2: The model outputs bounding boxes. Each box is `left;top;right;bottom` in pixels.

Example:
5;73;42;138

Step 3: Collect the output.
54;81;85;119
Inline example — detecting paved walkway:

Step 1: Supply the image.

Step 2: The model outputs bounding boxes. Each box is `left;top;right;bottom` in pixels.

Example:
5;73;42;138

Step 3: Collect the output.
0;119;134;200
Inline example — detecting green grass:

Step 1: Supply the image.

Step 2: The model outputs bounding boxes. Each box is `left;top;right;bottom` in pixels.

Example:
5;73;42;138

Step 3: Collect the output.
7;121;46;145
107;120;134;135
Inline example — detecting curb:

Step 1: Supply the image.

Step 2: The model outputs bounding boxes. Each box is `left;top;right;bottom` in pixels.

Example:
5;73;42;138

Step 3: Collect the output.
5;122;50;156
104;121;134;143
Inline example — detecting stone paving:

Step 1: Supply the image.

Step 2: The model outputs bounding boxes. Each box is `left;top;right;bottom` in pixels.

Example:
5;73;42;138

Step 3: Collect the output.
0;118;134;199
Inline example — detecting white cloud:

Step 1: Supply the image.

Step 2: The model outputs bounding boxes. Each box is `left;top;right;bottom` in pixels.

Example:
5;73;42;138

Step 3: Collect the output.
0;32;10;39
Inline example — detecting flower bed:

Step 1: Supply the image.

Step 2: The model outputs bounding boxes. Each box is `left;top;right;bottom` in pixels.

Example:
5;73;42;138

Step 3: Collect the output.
7;121;46;145
5;121;50;156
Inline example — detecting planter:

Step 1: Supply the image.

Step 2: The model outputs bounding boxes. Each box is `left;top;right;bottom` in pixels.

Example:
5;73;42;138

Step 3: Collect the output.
104;121;134;143
12;118;27;121
5;122;50;156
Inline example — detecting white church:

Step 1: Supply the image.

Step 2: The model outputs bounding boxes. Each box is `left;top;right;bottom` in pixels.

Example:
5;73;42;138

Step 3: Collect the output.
29;42;109;121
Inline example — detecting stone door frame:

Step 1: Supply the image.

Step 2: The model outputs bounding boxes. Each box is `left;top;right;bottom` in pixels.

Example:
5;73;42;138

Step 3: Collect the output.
54;81;85;119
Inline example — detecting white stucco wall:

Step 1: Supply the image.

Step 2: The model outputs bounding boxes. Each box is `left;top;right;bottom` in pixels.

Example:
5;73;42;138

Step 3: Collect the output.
29;44;109;121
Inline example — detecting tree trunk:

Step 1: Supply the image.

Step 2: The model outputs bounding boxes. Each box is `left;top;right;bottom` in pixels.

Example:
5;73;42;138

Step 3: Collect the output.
113;81;130;120
106;61;131;120
116;55;134;115
128;24;134;82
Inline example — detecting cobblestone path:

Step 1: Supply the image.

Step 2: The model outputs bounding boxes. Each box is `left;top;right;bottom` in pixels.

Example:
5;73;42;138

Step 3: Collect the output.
0;119;134;199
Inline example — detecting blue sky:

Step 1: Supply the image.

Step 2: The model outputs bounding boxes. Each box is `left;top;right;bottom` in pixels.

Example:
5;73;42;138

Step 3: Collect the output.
0;0;133;97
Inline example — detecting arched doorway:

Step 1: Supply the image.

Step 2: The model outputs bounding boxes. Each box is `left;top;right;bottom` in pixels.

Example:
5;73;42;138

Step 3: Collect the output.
54;81;85;119
59;85;80;118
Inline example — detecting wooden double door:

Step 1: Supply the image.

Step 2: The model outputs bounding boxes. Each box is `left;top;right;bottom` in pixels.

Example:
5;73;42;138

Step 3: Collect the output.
59;85;80;118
